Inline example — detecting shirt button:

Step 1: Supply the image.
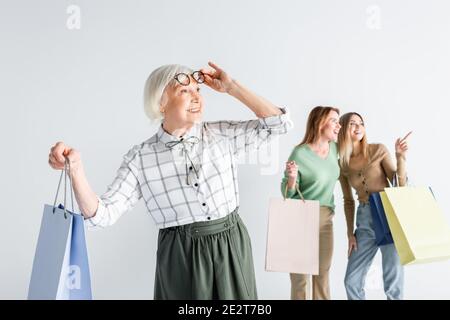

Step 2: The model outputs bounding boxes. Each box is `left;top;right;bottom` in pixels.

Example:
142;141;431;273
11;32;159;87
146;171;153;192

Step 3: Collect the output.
202;203;206;206
189;166;193;170
194;183;199;187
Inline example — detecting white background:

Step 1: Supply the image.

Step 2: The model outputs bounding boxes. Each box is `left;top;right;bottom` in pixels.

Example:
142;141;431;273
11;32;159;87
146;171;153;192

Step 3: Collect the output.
1;0;449;299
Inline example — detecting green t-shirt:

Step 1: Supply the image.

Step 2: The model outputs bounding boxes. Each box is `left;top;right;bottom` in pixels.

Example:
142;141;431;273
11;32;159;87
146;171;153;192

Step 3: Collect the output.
281;141;340;210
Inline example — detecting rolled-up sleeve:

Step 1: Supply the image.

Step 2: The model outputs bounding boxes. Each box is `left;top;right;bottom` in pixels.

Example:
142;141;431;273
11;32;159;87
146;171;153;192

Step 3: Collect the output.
85;148;142;230
205;107;293;156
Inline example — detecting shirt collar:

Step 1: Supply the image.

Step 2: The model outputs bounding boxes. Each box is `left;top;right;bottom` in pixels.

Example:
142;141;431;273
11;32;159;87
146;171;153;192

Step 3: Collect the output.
157;122;202;145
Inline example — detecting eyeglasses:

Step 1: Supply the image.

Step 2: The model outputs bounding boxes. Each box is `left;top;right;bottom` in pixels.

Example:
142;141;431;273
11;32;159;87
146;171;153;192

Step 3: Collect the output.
174;71;205;86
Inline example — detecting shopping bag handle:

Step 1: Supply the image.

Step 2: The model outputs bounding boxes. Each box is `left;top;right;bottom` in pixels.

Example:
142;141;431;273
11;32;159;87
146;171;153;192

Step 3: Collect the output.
386;172;400;188
284;183;305;202
52;157;75;219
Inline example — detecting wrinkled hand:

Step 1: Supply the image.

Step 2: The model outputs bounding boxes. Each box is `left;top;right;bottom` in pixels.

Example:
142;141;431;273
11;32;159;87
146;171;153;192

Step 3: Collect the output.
48;141;81;174
200;61;234;93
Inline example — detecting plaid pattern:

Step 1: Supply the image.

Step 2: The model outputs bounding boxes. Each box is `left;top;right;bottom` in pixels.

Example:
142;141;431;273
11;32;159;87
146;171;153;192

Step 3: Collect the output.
86;108;292;229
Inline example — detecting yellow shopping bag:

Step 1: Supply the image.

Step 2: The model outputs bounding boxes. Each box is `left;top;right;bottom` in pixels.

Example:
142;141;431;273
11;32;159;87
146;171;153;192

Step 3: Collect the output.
380;186;450;265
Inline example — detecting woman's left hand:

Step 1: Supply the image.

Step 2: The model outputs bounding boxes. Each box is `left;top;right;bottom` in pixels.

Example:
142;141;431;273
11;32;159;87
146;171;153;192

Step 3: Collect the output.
395;131;412;158
200;61;234;93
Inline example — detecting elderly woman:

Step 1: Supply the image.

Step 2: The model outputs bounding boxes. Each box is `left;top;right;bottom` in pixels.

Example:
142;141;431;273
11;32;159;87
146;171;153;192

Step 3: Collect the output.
48;62;292;299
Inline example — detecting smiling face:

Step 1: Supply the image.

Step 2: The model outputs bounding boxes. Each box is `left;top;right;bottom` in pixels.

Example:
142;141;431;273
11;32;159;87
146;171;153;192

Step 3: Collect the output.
160;77;204;127
320;110;341;142
347;114;366;142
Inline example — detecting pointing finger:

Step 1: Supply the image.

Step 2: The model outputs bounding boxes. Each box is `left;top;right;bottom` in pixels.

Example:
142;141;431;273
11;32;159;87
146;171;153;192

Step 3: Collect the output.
400;131;413;143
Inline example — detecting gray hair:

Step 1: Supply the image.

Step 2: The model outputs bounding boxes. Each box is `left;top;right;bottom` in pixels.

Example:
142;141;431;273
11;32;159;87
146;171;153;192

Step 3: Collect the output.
143;64;193;121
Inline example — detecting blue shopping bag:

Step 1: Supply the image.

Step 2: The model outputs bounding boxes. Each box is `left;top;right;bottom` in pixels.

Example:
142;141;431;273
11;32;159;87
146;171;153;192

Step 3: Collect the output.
28;160;92;300
368;174;401;246
369;192;394;246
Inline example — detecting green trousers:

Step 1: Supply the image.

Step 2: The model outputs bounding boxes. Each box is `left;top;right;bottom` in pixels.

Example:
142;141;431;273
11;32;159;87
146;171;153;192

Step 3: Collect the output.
154;209;258;300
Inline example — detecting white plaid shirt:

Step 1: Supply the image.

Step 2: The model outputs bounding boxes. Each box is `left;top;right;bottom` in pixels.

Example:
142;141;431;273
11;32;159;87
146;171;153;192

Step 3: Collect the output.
86;108;292;229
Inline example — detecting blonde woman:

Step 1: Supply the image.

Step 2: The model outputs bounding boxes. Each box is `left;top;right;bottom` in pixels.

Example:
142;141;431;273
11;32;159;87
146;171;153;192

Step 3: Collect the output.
338;112;410;300
281;106;341;300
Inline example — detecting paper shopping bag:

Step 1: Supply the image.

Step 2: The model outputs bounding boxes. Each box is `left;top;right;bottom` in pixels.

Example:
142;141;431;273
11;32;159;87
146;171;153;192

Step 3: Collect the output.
265;185;320;275
368;174;403;246
28;160;92;299
380;186;450;265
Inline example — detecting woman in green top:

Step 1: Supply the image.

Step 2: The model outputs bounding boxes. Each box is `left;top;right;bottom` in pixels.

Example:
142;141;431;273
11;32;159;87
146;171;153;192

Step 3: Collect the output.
281;106;341;300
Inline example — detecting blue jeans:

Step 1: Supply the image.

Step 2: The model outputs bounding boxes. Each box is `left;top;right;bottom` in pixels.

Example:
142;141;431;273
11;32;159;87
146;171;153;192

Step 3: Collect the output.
344;203;404;300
